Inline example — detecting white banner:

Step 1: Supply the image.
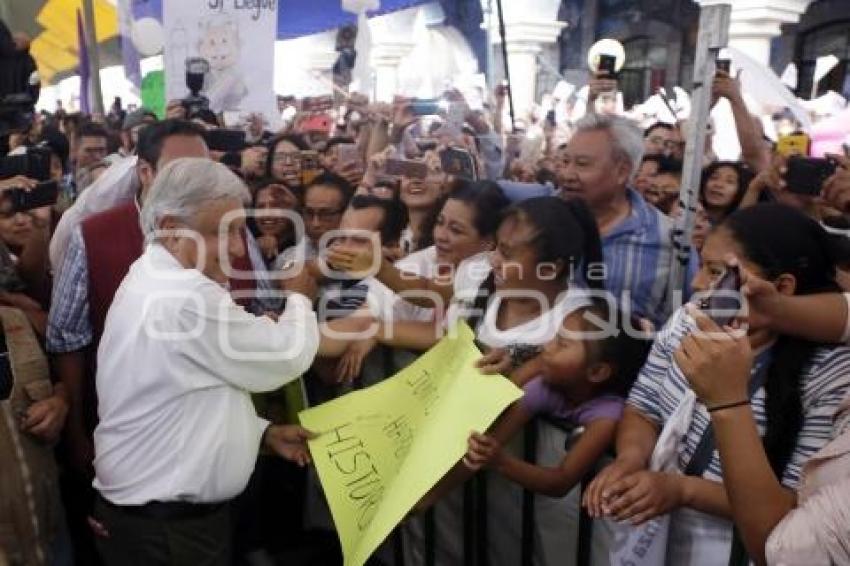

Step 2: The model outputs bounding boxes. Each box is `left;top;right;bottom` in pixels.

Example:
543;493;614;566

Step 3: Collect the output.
163;0;278;121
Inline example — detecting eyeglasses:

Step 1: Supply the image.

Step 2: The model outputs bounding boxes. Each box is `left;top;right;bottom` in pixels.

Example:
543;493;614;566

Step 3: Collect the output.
272;152;301;165
303;207;343;221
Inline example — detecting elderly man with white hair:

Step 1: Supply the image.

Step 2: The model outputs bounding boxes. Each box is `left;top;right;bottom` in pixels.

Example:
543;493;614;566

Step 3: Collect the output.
90;158;319;565
554;113;697;326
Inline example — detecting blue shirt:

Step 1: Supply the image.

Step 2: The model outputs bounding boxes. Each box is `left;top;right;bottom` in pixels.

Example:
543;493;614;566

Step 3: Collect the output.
601;188;697;327
47;227;90;353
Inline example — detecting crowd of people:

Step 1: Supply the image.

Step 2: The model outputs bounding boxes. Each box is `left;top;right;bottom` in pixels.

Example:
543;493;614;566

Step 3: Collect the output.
1;41;850;566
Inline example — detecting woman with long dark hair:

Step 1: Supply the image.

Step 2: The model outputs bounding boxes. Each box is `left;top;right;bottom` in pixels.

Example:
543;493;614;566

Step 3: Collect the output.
585;203;850;564
248;179;299;267
700;161;752;224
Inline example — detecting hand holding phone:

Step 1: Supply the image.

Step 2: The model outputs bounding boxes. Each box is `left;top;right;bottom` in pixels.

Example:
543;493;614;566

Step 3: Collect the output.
699;264;742;327
439;147;477;181
384;159;428;179
336;143;362;166
784;156;838;196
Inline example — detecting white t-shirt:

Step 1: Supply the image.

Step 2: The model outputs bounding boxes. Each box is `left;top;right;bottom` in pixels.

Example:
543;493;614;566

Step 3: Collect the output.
447;258;592;347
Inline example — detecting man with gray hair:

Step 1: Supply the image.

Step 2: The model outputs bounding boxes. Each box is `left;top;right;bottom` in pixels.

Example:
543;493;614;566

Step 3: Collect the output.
555;113;695;326
90;158;319;565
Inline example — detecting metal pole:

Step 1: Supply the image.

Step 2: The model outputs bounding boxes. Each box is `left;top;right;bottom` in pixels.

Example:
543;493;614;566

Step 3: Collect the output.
483;0;494;93
82;0;105;115
494;0;516;133
667;3;731;307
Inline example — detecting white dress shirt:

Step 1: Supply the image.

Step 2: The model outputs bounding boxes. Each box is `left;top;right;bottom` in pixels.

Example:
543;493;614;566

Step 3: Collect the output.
93;244;319;505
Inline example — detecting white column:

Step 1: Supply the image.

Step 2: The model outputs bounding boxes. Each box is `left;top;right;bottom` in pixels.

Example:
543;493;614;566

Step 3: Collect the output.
275;30;338;96
695;0;814;66
371;42;415;101
368;7;419;101
303;31;339;91
484;0;566;116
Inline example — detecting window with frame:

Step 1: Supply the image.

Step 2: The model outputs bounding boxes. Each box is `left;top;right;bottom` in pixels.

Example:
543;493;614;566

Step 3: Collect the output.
796;20;850;99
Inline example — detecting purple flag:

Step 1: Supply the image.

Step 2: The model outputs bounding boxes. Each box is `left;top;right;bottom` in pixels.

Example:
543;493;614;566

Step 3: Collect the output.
77;9;90;114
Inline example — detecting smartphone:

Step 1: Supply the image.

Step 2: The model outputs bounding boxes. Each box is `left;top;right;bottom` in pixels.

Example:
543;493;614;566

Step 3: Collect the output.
0;180;58;216
716;58;731;74
301;95;334;113
776;133;810;158
206;128;247;152
699;264;742;327
384;158;428;179
445;103;466;131
439;147;478;181
300;150;323;185
300;150;321;171
597;54;617;78
336;143;362;165
409;99;441;117
784;156;838;196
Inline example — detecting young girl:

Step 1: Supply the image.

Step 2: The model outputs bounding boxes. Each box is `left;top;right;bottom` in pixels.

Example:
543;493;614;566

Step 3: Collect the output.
402;196;606;566
460;302;652;499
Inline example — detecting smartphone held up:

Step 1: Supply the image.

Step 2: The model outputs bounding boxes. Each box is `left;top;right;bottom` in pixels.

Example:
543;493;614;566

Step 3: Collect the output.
784;156;839;196
699;264;742;327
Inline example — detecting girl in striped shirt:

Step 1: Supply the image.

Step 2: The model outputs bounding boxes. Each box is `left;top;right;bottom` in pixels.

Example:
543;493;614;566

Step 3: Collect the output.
584;203;850;564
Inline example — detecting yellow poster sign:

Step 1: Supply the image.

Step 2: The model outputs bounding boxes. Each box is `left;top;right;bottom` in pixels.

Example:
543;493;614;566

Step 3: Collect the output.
299;322;522;566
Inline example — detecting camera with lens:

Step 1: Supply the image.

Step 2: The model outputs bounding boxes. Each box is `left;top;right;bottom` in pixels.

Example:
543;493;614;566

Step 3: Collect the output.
181;57;211;120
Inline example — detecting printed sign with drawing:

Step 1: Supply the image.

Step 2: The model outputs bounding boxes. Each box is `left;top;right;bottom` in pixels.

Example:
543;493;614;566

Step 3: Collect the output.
299;322;522;566
163;0;278;120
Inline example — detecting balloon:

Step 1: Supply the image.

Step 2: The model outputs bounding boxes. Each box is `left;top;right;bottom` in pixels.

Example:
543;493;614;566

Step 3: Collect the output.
131;17;164;57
